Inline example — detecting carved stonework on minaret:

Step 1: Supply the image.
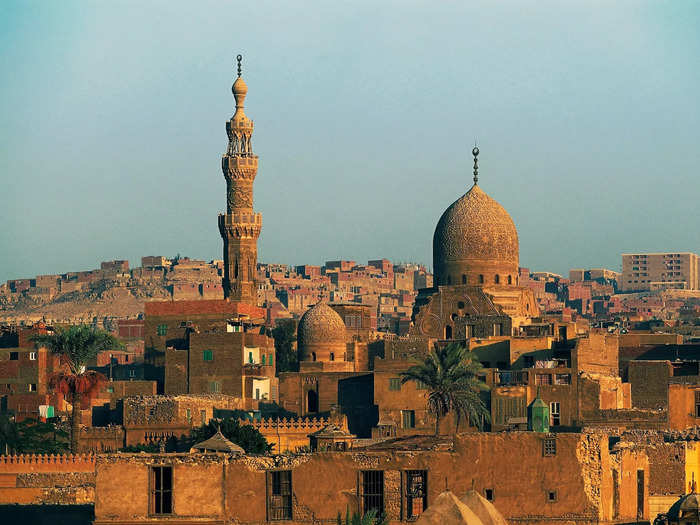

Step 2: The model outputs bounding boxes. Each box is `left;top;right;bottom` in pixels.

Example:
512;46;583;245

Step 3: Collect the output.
218;55;261;303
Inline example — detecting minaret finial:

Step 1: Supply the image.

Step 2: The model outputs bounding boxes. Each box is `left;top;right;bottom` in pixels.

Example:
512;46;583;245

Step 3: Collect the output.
472;143;480;185
236;54;242;78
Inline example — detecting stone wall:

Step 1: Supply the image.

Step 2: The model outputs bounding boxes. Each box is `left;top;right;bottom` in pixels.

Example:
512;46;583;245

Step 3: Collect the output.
0;454;95;505
628;360;672;410
93;432;649;525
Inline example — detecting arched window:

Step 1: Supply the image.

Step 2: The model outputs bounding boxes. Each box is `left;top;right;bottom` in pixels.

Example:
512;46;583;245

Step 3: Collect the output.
462;274;467;284
307;390;319;413
495;274;500;284
508;275;512;285
330;352;335;361
479;274;484;284
311;352;316;362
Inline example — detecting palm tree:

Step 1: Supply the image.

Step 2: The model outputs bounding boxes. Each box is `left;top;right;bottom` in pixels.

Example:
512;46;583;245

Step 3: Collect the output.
32;325;122;453
400;342;490;435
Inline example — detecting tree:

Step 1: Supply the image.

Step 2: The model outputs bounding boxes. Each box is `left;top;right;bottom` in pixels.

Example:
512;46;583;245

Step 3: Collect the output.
32;325;122;453
400;342;490;435
187;418;272;454
272;319;298;373
0;415;68;454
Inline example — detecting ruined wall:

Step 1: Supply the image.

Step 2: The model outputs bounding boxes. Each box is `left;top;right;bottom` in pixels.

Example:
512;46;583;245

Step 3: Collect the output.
92;432;648;525
0;454;95;505
628;360;672;410
122;394;249;445
573;333;619;376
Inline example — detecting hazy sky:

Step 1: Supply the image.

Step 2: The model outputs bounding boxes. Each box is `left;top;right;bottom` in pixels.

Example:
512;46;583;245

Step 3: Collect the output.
2;1;699;283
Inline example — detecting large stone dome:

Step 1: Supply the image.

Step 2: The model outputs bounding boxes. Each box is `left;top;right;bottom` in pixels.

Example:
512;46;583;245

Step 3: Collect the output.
297;302;347;362
433;184;519;287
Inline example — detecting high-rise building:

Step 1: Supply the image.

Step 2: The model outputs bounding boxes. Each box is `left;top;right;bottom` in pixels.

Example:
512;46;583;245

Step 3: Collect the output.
218;55;261;303
620;252;700;292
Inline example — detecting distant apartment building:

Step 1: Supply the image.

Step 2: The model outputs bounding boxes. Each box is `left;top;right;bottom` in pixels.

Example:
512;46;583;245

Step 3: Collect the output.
569;268;620;283
621;252;700;292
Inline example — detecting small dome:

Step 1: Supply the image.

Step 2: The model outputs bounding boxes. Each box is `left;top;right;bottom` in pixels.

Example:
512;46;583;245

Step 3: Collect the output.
433;184;519;287
681;493;700;512
298;302;346;348
190;428;245;455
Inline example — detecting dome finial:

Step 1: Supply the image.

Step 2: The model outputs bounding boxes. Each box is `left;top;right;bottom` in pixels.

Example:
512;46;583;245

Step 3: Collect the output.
236;54;242;78
472;143;480;185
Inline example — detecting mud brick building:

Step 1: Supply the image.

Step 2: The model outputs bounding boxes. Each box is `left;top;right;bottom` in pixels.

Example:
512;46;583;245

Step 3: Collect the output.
92;432;650;525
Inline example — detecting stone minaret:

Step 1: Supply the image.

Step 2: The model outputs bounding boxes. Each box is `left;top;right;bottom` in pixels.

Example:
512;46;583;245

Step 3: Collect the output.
218;55;261;303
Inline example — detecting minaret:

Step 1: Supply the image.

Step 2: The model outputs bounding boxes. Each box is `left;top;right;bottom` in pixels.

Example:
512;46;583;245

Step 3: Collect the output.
218;55;261;303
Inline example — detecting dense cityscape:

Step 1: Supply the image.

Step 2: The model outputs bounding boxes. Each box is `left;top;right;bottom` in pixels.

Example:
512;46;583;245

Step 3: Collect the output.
2;4;700;525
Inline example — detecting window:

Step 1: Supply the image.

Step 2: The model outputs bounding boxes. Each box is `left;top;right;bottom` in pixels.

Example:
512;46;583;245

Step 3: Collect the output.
402;410;415;429
129;369;136;378
209;381;221;393
9;352;18;361
311;352;316;362
550;402;560;426
543;436;557;456
186;409;191;422
150;466;172;515
461;274;467;284
28;384;36;392
479;274;484;284
29;352;36;361
267;470;292;520
329;352;335;362
415;380;428;390
360;470;384;515
554;374;571;385
535;374;552;386
494;274;500;284
484;488;494;501
507;275;512;285
547;490;558;502
203;350;213;362
404;470;427;519
157;324;167;336
248;351;254;364
389;378;401;391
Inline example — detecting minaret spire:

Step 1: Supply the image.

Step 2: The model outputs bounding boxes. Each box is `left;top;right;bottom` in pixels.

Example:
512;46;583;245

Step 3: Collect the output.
218;54;261;303
472;145;480;186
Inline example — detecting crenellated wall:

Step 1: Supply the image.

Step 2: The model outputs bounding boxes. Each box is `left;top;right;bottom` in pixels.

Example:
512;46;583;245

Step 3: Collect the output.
0;454;96;505
241;417;329;452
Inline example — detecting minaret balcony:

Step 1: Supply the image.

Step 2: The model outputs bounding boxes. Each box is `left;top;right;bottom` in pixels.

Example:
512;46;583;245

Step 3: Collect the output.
222;155;258;172
219;211;262;226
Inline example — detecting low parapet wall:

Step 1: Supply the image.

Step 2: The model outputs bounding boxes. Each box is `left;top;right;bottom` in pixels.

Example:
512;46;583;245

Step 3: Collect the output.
0;454;96;505
241;417;329;452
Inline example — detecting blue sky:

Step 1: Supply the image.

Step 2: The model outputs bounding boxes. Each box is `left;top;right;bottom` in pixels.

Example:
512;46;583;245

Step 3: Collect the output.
1;1;699;282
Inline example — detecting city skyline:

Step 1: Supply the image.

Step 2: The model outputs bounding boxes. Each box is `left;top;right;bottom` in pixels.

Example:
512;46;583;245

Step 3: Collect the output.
2;1;699;283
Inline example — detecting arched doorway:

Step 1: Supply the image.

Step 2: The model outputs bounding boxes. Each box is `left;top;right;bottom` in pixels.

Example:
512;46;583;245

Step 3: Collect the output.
307;390;319;413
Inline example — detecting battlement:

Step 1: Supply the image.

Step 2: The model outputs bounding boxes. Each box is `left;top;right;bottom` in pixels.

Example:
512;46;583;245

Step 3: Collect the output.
242;416;329;432
0;453;96;472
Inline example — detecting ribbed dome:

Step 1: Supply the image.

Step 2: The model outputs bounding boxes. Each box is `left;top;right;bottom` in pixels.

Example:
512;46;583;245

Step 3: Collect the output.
433;184;519;287
298;302;347;347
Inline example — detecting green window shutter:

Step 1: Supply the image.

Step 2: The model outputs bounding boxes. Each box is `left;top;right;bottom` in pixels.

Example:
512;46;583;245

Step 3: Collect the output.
261;354;266;366
203;350;213;361
157;324;168;336
249;352;253;364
